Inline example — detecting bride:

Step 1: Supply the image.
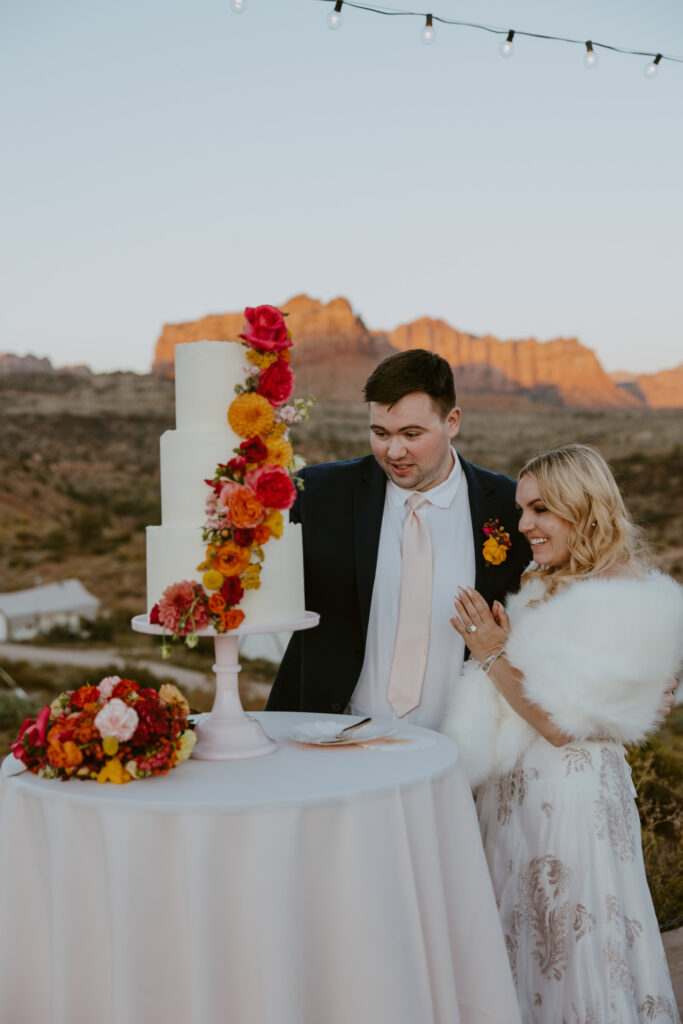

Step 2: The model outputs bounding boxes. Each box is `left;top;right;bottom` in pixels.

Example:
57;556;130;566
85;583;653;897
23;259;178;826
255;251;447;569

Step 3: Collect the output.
443;443;683;1024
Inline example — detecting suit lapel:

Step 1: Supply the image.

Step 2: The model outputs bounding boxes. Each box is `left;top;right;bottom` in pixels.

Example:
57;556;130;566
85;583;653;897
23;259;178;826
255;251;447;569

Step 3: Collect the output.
460;456;502;604
353;458;386;642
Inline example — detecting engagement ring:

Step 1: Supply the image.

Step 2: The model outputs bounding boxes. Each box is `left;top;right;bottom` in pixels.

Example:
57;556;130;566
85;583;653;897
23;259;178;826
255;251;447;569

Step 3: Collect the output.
467;624;477;633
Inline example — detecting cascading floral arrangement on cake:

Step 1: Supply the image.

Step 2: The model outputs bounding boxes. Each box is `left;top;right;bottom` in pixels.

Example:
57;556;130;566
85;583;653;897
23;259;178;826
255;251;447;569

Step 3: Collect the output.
149;304;312;653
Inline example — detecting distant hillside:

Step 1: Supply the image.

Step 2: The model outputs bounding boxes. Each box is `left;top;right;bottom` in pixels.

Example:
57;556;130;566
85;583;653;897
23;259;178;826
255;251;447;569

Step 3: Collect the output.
151;294;681;409
611;364;683;409
0;353;91;376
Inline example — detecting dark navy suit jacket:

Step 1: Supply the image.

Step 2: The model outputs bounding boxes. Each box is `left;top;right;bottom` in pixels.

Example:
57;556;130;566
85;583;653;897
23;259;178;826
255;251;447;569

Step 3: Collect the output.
266;453;530;713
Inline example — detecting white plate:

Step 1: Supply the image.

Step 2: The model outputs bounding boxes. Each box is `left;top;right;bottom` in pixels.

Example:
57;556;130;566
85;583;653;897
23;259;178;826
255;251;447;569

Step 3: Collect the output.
287;720;397;746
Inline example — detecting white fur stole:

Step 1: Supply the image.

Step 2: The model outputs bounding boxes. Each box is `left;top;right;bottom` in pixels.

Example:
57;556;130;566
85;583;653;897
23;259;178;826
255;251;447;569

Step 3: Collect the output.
441;572;683;787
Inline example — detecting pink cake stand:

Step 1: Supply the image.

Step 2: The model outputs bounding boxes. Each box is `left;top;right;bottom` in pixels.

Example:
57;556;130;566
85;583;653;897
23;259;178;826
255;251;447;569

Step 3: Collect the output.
130;611;319;760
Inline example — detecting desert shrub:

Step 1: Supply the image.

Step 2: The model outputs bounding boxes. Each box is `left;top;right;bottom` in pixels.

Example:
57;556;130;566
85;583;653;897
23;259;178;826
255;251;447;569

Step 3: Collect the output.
0;692;41;757
45;527;68;553
628;737;683;931
0;692;40;733
81;616;116;642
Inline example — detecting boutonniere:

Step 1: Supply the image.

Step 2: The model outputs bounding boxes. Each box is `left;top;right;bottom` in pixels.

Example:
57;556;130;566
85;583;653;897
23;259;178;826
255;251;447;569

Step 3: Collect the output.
482;518;512;566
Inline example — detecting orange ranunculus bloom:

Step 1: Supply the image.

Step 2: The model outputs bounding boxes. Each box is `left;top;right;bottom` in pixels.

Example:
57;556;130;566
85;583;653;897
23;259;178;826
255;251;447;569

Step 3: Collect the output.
252;524;271;545
227;393;275;439
278;349;291;363
47;739;84;769
213;542;251;577
208;593;227;614
482;537;508;566
228;485;265;529
220;608;245;631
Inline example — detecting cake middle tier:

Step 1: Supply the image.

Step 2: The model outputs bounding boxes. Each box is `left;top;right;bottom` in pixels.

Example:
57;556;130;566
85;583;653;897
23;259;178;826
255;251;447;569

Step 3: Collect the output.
146;521;305;625
160;428;241;525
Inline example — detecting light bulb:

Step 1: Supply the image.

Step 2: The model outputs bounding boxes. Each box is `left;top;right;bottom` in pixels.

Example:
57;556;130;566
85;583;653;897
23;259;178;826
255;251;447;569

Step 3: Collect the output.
644;54;662;79
583;40;598;69
498;30;515;59
327;1;343;30
421;14;435;46
230;0;247;12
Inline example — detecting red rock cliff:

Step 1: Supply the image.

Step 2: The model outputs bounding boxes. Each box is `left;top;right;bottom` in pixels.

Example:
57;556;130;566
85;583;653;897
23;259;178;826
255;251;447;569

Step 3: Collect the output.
152;295;647;408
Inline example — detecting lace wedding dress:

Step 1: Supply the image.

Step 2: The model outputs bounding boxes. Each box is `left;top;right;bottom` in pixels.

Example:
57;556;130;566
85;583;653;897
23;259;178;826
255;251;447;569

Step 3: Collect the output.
476;737;680;1024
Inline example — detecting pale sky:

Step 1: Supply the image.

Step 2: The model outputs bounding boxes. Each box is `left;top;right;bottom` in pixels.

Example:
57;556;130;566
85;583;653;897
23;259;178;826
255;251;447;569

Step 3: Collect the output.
1;0;682;376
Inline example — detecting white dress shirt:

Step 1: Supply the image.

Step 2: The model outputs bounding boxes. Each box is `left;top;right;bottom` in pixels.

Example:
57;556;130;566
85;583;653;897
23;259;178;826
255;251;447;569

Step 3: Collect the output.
348;451;476;729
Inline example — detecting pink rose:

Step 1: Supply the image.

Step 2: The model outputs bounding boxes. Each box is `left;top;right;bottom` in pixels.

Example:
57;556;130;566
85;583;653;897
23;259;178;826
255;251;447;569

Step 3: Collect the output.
239;305;292;354
98;675;122;701
95;698;139;742
276;405;297;423
245;464;296;510
257;360;295;408
219;481;239;507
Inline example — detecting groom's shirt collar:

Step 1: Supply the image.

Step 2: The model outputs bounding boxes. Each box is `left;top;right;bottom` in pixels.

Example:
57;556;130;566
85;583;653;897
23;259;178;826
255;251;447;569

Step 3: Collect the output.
386;447;462;510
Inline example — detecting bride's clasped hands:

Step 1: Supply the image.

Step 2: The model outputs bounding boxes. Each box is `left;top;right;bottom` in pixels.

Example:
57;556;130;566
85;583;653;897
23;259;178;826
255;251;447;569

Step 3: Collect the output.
451;586;508;665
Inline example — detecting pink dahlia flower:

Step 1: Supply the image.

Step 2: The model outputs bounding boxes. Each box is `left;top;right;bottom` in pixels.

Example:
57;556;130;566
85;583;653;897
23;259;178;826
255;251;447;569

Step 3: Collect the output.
158;580;210;635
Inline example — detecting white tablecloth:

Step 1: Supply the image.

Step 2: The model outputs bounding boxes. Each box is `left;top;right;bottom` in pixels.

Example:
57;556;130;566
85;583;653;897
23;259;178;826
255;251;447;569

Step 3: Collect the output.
0;712;520;1024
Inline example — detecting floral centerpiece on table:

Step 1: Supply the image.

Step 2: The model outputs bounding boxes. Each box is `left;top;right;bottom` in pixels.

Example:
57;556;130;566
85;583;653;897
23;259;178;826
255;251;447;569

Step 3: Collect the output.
9;677;196;784
150;304;313;653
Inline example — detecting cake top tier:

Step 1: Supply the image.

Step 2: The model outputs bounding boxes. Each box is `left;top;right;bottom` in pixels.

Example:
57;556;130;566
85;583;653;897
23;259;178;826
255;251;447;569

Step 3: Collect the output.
174;340;246;432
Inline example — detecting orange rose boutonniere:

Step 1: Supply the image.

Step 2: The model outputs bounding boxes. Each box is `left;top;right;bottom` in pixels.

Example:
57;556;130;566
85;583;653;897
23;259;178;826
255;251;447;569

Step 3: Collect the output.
482;518;512;567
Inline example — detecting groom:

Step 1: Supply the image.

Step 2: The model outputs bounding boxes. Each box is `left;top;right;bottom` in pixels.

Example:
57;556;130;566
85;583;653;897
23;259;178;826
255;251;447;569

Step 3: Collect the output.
267;348;530;727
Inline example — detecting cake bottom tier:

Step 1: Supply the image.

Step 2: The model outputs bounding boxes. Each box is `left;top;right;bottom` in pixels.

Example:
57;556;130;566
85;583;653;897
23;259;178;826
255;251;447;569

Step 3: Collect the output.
146;522;305;626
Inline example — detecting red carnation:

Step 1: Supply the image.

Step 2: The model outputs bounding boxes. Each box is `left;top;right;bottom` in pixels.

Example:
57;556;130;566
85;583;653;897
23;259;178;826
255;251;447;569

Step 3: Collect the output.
149;604;161;625
71;685;101;708
132;698;170;746
239;437;269;462
112;678;141;700
257;360;294;408
227;456;247;476
220;576;244;606
246;465;296;510
233;528;254;546
239;305;292;354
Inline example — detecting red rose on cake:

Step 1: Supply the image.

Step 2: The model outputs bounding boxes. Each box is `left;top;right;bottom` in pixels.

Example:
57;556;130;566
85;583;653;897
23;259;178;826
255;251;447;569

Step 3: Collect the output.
246;465;296;510
220;576;244;605
239;437;269;463
257;360;295;408
239;305;292;354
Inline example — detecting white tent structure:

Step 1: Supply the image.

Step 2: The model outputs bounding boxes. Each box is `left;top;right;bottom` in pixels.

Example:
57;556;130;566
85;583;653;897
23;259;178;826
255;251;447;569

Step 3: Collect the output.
0;579;100;641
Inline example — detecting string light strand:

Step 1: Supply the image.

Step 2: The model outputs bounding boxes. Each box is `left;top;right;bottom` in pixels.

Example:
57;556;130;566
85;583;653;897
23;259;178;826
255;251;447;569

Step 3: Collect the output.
316;0;683;67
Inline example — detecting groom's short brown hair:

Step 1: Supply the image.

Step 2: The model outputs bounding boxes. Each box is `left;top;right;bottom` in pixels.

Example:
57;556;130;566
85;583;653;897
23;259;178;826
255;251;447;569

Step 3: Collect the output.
363;348;456;419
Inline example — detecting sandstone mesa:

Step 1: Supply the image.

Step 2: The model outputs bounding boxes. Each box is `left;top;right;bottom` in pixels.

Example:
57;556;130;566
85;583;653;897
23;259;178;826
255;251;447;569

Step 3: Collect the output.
151;295;682;410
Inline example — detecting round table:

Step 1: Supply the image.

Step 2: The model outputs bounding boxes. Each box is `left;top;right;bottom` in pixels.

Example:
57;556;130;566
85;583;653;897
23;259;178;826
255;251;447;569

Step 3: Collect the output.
0;712;520;1024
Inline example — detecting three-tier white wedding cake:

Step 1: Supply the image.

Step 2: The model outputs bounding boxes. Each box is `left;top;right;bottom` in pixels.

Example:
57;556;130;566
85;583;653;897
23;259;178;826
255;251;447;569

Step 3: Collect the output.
146;340;305;626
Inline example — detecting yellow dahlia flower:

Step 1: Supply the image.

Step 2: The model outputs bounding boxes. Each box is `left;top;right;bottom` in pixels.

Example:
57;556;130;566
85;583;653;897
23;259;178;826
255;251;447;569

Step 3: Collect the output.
265;436;293;468
228;393;275;438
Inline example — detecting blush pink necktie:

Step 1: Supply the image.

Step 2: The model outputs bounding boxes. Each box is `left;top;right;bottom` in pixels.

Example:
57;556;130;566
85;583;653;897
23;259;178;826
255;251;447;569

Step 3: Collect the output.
386;492;433;718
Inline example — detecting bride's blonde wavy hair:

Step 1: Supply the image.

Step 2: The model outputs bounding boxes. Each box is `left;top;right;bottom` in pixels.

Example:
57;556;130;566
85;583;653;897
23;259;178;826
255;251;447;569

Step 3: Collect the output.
519;443;649;596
